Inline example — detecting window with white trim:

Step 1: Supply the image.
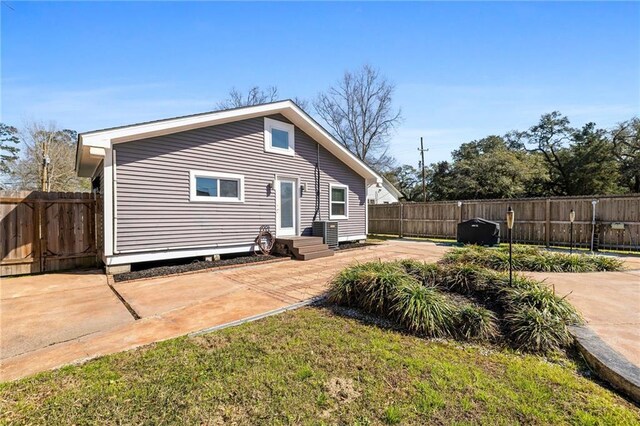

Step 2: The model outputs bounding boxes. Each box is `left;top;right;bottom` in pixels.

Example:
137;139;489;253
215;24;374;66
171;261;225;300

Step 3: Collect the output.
329;184;349;219
189;170;244;202
264;118;295;156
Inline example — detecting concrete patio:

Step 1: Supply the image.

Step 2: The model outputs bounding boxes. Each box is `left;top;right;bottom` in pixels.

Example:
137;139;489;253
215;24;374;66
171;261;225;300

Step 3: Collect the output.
0;240;449;381
1;240;638;382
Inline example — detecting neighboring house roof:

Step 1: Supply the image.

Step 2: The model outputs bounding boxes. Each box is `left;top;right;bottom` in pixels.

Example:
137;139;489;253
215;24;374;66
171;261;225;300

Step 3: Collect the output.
380;177;403;199
76;100;382;184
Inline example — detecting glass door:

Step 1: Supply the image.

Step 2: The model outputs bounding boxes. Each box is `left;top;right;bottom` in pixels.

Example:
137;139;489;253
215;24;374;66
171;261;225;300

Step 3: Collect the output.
277;179;297;236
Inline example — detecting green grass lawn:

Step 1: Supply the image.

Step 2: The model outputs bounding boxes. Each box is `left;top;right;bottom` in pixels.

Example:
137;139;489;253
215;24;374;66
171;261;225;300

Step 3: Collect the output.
1;308;638;425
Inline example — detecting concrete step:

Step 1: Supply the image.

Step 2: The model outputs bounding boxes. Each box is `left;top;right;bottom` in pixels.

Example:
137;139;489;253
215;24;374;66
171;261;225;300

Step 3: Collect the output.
293;244;330;256
299;249;334;261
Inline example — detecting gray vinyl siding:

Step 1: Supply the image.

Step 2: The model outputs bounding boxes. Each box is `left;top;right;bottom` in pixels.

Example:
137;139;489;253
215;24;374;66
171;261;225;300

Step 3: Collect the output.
113;114;366;253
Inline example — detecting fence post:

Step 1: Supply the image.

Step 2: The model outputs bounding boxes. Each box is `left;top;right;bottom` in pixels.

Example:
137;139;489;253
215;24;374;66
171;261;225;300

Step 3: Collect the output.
399;203;404;238
545;198;551;248
35;201;45;273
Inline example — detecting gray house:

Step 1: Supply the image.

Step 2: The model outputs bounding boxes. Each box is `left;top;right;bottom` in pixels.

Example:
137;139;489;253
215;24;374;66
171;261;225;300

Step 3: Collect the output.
76;100;381;273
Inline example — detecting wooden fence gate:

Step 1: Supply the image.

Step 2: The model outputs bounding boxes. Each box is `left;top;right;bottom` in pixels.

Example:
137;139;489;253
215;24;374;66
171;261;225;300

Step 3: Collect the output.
1;191;98;276
368;194;640;252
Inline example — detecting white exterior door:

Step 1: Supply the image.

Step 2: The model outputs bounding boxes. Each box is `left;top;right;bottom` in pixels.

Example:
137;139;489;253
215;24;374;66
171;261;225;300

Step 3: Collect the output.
276;178;297;236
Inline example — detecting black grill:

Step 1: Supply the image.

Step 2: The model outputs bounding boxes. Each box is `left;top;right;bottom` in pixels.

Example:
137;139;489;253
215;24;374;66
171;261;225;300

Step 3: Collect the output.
457;218;500;246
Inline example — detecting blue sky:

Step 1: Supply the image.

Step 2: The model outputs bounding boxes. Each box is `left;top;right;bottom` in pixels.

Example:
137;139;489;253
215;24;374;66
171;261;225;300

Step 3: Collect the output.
2;2;638;166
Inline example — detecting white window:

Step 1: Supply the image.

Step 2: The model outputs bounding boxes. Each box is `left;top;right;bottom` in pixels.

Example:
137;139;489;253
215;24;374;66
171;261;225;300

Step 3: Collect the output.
264;117;295;156
189;170;244;203
329;183;349;219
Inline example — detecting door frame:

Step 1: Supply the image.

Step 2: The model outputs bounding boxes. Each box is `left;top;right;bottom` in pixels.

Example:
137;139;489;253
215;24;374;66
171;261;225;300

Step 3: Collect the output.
275;175;300;237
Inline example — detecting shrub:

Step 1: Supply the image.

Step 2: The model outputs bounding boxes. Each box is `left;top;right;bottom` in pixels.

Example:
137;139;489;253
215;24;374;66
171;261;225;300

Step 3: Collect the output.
441;245;624;273
398;259;441;286
502;286;582;325
439;263;490;294
504;307;573;353
391;281;456;337
328;261;416;314
328;264;366;307
455;305;499;341
589;254;625;271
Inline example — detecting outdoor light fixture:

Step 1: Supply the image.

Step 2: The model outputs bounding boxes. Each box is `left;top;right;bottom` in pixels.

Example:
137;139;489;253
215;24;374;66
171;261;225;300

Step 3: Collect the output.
506;206;515;287
569;209;576;254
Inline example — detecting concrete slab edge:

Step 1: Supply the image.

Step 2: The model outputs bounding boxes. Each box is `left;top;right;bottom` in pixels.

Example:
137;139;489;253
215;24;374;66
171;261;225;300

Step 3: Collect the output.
189;296;327;337
570;325;640;404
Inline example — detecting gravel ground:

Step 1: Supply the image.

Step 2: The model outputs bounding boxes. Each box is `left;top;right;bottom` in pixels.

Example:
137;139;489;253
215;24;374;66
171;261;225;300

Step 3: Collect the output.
113;254;279;283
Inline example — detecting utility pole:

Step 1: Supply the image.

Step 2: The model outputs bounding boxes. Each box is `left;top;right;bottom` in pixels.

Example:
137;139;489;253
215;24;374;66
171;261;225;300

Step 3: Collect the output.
418;137;428;202
41;135;51;192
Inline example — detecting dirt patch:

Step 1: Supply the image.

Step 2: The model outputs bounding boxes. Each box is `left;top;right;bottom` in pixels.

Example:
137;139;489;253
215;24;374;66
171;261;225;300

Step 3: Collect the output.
113;254;281;283
325;377;360;403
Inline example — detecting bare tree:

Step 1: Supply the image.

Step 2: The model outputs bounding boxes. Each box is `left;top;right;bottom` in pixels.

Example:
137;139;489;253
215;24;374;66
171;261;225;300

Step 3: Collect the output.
313;65;401;171
216;85;308;110
9;121;89;192
216;86;279;109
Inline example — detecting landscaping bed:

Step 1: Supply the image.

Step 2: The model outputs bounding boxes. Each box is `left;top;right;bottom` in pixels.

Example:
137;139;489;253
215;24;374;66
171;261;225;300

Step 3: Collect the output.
0;308;637;424
442;245;625;272
329;258;584;354
112;254;281;282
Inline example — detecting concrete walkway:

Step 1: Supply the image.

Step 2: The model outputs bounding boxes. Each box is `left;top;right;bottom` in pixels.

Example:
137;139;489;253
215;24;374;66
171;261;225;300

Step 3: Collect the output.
529;267;640;366
0;241;449;381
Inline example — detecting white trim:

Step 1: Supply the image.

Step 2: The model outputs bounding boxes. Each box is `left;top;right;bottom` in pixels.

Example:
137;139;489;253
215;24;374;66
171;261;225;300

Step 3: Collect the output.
275;176;299;236
365;179;369;236
189;170;245;203
77;100;381;183
105;243;256;266
329;183;349;220
338;234;367;242
103;148;114;256
264;117;295;156
112;149;118;253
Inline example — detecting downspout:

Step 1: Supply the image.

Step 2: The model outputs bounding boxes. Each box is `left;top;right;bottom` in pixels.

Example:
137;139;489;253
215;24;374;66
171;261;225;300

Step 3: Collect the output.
313;142;321;222
590;199;598;252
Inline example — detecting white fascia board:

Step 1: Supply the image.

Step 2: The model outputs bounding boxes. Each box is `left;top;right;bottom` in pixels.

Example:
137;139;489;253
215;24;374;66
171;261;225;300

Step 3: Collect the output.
80;102;291;147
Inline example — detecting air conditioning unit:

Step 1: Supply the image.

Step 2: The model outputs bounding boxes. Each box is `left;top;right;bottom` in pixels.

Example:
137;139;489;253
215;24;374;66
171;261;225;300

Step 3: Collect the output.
313;221;339;249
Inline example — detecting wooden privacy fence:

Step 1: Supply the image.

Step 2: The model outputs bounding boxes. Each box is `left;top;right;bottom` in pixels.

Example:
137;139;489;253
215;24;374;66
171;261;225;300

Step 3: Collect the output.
1;191;98;276
369;194;640;252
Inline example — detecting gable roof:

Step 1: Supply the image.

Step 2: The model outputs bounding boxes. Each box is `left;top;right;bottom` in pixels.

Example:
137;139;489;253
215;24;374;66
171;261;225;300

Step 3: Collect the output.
381;177;403;199
76;100;382;183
